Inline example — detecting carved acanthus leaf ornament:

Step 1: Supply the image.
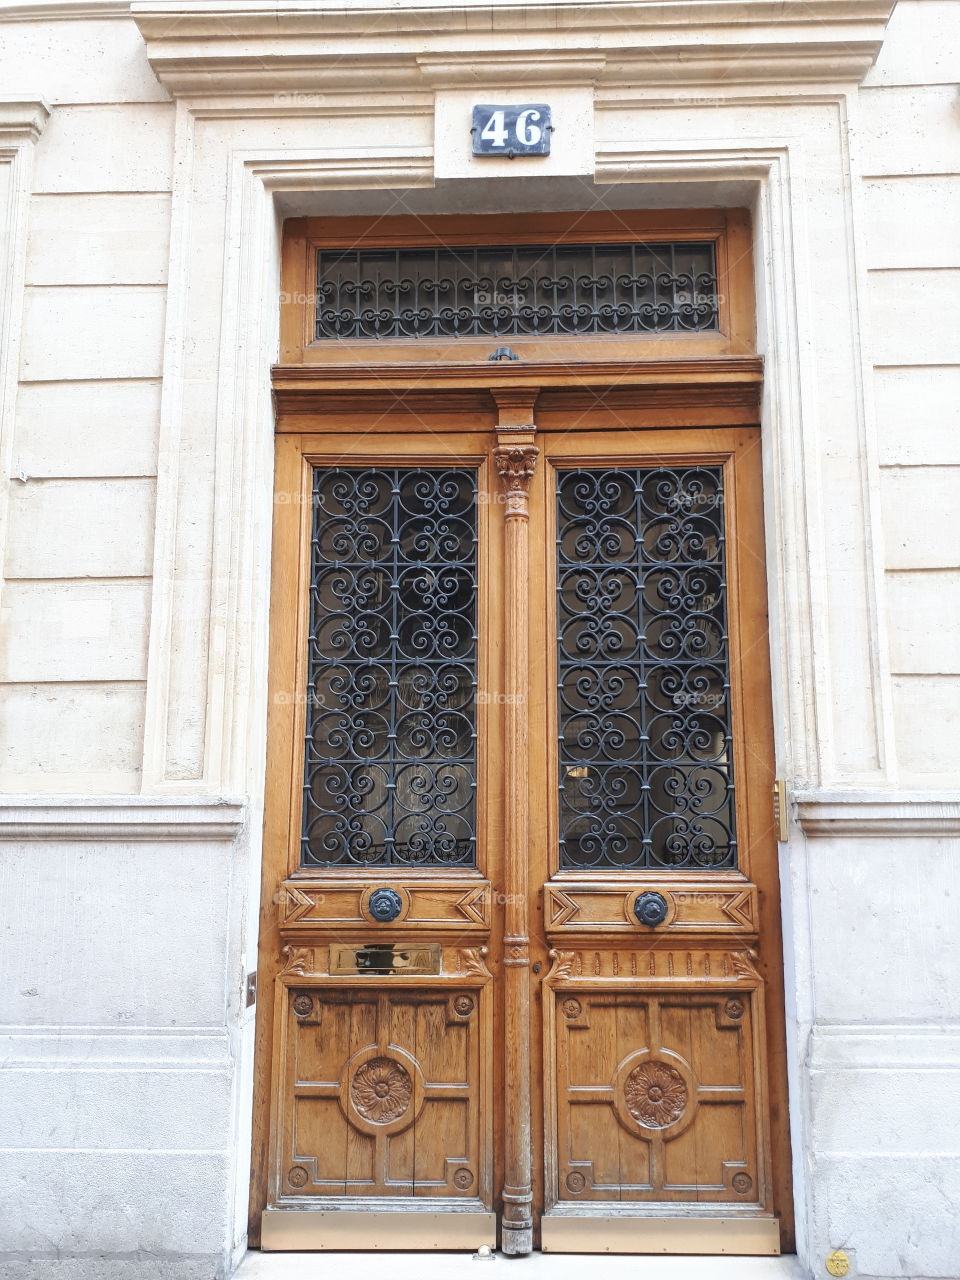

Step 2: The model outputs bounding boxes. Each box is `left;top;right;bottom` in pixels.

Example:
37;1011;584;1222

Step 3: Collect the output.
493;444;539;518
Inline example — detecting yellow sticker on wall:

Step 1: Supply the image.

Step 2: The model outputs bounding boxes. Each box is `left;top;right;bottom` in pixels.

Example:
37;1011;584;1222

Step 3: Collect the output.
825;1250;850;1277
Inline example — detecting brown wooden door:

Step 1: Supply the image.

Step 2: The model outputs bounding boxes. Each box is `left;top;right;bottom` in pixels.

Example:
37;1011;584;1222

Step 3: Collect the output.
254;417;790;1254
526;426;790;1254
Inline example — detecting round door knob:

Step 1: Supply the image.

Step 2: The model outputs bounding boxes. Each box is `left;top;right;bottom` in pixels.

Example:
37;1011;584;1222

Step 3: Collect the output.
368;887;404;923
634;891;669;928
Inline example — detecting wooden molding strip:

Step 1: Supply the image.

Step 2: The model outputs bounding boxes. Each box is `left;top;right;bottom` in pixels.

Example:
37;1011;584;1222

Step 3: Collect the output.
272;358;764;419
273;356;762;391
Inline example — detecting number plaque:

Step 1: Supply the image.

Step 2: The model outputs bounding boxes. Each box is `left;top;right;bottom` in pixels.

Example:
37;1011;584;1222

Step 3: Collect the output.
471;104;551;157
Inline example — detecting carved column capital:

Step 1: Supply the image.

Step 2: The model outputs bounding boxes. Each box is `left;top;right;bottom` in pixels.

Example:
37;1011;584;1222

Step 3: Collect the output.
493;444;539;519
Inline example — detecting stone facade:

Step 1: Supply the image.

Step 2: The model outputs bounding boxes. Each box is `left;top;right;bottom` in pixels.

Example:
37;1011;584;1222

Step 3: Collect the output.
0;1;958;1277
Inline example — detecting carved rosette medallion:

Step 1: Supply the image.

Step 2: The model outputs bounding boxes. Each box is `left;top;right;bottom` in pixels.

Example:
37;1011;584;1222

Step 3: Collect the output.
493;444;539;519
613;1050;698;1138
350;1056;412;1125
624;1060;688;1129
339;1044;425;1136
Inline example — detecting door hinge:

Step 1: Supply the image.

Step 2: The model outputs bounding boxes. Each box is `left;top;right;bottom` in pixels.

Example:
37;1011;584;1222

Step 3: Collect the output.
245;971;257;1008
773;779;789;843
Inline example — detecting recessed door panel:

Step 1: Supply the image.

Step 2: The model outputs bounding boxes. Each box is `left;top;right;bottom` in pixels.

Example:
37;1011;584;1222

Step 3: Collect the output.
276;986;489;1199
547;977;765;1202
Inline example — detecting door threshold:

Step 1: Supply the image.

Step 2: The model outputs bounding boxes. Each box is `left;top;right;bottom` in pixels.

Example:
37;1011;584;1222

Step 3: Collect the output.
235;1248;804;1278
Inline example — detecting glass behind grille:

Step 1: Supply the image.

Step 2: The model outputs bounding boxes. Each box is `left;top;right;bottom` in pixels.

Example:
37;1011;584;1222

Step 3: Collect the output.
556;466;737;870
315;241;718;341
301;467;478;868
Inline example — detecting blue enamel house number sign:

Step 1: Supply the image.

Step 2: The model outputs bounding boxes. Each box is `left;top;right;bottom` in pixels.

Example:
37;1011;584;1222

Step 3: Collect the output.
471;104;552;157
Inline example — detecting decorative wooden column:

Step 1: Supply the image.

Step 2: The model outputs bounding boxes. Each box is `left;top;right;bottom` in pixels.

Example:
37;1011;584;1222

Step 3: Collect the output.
492;390;539;1256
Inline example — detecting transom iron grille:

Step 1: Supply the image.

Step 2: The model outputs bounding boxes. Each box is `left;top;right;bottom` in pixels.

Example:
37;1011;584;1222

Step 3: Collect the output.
301;467;478;868
556;466;737;870
315;241;719;341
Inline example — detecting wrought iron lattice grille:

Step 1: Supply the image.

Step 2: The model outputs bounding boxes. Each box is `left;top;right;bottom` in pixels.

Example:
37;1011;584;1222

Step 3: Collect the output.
556;466;737;870
315;241;718;340
301;467;478;868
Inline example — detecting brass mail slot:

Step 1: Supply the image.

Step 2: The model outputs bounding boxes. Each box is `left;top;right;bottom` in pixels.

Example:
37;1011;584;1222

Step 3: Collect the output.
330;943;442;976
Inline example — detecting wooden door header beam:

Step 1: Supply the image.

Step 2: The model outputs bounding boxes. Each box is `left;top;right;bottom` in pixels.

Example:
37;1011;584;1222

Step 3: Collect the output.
272;356;762;393
271;356;763;419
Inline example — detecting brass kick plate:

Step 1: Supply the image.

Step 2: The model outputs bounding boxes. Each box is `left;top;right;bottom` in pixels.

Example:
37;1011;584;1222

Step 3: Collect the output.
541;1215;781;1255
330;943;442;975
262;1208;496;1251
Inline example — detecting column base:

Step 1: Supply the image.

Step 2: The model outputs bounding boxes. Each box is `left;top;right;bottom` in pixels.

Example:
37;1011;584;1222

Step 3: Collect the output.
501;1224;533;1255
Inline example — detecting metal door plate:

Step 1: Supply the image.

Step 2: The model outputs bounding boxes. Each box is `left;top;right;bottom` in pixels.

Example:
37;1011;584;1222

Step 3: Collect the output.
330;943;442;976
262;1208;496;1250
540;1214;781;1255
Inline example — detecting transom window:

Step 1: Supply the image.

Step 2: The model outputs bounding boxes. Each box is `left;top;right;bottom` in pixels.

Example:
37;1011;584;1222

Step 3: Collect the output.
314;241;719;341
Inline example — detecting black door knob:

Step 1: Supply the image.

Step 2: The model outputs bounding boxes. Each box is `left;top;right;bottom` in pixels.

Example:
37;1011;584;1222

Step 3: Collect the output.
368;887;404;923
634;891;669;927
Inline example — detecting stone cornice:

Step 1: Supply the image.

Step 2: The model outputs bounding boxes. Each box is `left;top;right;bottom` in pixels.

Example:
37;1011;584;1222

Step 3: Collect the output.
0;795;247;841
131;0;897;96
0;99;50;146
0;1;131;18
795;790;960;839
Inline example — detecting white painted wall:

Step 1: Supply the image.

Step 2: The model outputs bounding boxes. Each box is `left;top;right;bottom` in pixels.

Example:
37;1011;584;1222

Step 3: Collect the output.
861;3;960;789
0;20;172;793
0;2;957;1278
790;14;960;1273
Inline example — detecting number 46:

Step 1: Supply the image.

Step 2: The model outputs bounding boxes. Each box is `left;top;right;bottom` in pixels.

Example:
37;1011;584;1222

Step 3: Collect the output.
480;108;544;149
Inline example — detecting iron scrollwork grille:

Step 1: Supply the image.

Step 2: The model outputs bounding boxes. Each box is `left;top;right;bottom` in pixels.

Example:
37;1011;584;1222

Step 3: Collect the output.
556;466;737;870
301;467;478;868
315;241;719;341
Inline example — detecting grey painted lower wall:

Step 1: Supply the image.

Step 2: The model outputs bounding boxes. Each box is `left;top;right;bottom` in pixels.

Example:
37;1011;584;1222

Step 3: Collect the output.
1;802;958;1278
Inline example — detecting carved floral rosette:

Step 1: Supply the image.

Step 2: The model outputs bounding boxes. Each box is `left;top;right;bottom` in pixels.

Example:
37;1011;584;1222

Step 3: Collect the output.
339;1044;425;1136
612;1049;698;1138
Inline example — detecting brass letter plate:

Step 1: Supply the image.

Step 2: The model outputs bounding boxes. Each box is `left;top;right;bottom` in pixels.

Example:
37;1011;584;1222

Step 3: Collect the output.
330;943;442;976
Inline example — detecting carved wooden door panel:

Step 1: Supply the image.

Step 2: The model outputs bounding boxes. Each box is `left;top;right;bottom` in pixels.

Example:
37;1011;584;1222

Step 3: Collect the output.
527;426;790;1254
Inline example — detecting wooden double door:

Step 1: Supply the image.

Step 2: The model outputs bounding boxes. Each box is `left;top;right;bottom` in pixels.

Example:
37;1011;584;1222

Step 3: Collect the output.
254;411;791;1254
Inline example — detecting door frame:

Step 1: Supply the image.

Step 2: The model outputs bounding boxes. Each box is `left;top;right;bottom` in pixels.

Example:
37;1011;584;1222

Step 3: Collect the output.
250;206;792;1252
